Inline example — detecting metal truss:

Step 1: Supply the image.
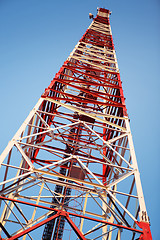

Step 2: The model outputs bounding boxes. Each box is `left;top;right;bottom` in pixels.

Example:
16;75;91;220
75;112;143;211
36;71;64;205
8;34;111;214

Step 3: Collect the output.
0;8;152;240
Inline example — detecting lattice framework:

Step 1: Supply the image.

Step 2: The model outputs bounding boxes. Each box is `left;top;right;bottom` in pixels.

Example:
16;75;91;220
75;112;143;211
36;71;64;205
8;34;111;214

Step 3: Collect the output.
0;8;152;240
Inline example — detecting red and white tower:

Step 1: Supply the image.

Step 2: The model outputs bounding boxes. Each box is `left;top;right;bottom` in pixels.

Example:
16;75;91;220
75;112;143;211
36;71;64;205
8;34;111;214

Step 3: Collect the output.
0;8;152;240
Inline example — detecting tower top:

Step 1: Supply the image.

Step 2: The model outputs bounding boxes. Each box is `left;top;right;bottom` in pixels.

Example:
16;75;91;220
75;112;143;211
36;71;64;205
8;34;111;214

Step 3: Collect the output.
97;8;111;18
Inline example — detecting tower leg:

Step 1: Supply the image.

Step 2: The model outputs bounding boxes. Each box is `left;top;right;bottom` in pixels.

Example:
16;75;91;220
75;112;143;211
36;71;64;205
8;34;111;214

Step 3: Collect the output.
137;222;152;240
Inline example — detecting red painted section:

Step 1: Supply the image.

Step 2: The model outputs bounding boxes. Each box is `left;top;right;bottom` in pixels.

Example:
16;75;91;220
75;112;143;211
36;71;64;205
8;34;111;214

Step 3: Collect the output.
0;196;143;236
65;213;86;240
137;222;152;240
5;210;87;240
6;212;60;240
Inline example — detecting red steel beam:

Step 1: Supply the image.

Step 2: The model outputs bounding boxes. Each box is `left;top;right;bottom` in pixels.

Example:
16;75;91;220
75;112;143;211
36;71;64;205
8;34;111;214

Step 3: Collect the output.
137;222;152;240
0;196;143;236
64;212;87;240
5;212;60;240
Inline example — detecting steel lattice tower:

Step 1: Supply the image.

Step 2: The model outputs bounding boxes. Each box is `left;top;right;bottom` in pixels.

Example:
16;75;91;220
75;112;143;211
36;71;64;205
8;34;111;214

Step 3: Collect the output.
0;8;152;240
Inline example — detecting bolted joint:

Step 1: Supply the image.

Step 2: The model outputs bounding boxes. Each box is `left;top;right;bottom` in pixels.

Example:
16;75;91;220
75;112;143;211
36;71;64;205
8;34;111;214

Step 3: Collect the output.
139;211;149;222
137;221;152;240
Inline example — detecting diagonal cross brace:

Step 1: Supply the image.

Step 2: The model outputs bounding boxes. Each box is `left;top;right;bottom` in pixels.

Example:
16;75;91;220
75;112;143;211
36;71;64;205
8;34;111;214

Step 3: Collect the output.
3;210;86;240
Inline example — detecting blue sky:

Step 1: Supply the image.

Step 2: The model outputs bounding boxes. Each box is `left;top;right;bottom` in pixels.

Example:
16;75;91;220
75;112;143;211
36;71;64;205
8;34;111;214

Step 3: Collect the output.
0;0;159;239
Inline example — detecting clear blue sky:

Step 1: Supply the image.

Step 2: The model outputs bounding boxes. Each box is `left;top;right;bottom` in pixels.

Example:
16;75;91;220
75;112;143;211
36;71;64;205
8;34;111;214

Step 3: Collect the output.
0;0;159;239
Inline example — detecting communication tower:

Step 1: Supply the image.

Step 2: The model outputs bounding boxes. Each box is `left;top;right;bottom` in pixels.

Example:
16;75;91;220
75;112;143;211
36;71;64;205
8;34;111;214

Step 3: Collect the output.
0;8;152;240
